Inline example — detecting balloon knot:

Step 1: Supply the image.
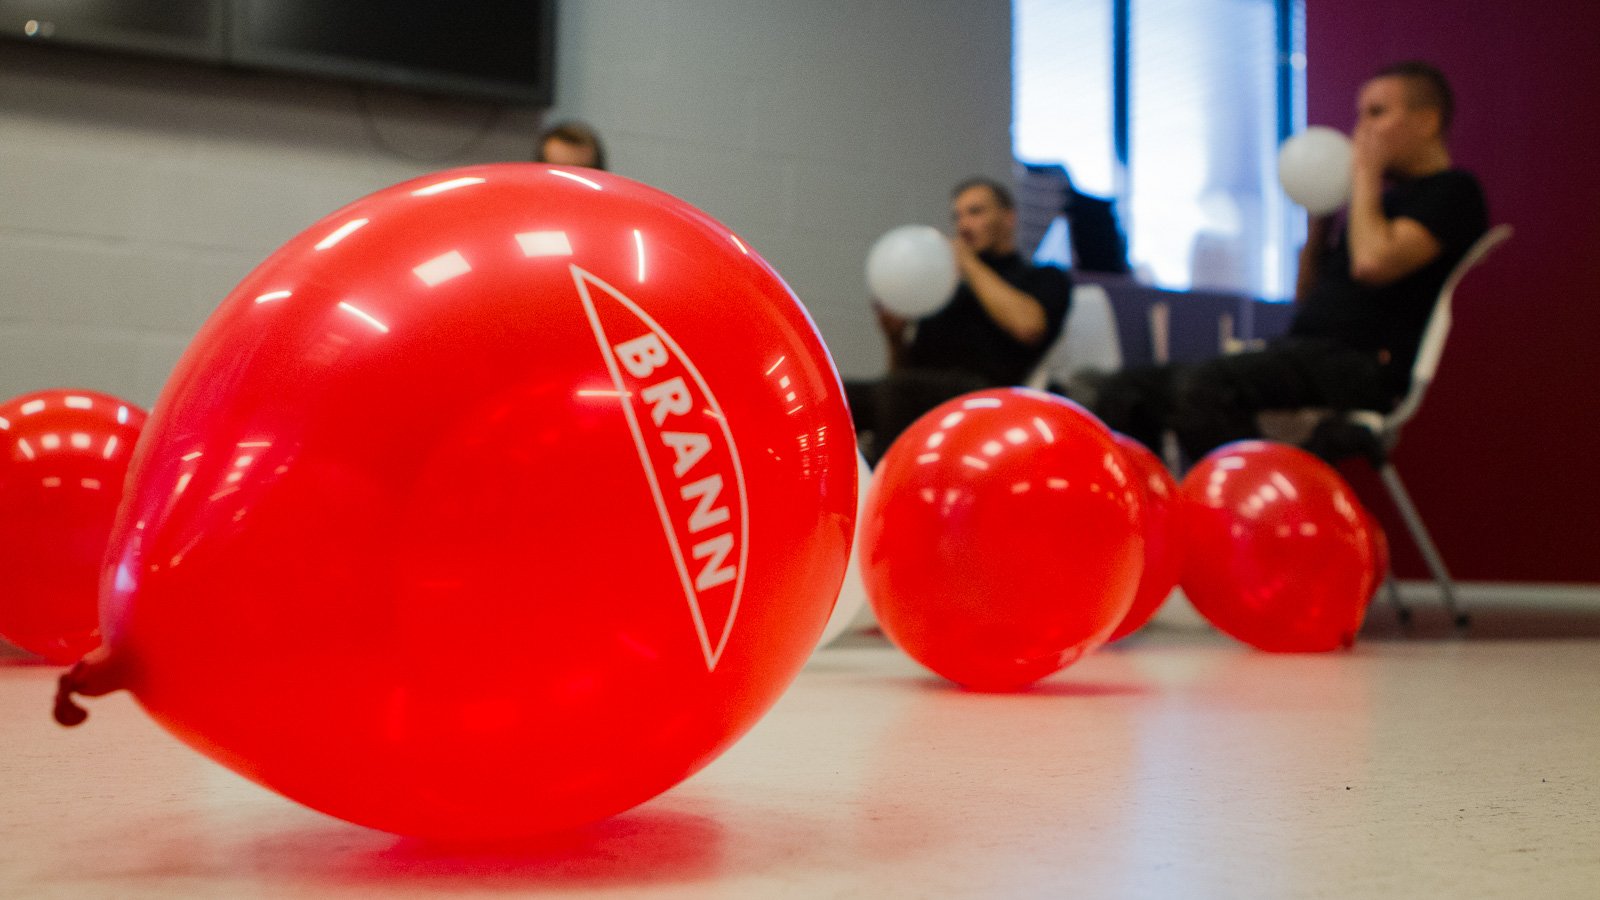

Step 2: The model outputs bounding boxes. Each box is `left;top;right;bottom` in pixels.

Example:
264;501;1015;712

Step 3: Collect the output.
53;675;89;727
52;649;127;728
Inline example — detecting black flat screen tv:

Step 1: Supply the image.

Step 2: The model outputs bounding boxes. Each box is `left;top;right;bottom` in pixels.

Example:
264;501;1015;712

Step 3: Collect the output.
0;0;226;63
229;1;555;105
0;1;556;106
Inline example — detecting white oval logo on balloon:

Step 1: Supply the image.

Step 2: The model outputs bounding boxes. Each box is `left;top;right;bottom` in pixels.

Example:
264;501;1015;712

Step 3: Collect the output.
1277;126;1353;216
866;225;959;317
574;265;747;671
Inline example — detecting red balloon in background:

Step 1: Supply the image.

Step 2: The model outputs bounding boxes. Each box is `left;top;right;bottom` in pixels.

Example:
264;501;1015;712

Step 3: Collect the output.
861;389;1142;690
1107;434;1182;642
1178;441;1375;652
0;389;145;663
56;164;857;840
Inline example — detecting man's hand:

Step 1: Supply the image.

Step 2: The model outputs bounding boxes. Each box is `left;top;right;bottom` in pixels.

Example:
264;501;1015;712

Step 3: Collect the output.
1351;119;1394;182
1307;212;1335;242
872;300;911;370
951;233;981;279
874;302;909;340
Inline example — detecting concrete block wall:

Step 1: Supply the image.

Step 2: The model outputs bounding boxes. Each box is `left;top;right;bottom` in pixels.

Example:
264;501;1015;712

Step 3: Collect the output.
0;0;1013;408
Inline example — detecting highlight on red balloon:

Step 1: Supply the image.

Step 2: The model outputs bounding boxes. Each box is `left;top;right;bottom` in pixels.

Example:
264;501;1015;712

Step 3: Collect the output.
51;163;858;841
860;388;1142;691
1177;440;1376;652
0;388;146;664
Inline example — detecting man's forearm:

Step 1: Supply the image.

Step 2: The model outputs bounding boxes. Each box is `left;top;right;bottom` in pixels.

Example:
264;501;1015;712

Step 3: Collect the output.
1345;165;1444;285
884;330;908;370
1294;217;1331;302
962;259;1047;344
876;306;912;371
1344;164;1394;282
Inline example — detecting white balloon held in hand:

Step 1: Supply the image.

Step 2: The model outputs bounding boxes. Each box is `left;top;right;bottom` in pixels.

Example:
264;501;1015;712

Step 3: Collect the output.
866;225;959;317
1278;126;1353;216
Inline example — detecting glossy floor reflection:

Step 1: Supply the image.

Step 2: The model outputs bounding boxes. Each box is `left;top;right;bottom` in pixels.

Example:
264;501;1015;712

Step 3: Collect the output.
3;621;1597;899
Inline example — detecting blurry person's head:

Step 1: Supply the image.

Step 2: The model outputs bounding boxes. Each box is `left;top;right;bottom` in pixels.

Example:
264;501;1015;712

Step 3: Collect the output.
536;121;607;170
1358;61;1454;175
950;177;1017;255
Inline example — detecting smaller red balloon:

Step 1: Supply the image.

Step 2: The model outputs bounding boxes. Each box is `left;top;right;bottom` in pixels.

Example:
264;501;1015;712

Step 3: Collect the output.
861;389;1142;690
1107;434;1182;642
0;389;146;663
1360;507;1390;603
1178;441;1374;652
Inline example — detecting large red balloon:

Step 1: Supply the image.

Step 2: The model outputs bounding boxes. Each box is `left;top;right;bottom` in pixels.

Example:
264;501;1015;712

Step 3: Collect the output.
55;164;857;840
0;389;145;663
1107;434;1182;642
861;389;1142;690
1178;441;1375;652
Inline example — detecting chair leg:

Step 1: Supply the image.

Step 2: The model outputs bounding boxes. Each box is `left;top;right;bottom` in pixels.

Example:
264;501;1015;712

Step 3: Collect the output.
1382;571;1412;626
1160;429;1185;477
1378;462;1469;630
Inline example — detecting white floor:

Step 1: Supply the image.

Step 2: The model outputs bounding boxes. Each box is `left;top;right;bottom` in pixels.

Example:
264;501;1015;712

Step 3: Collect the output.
3;610;1599;899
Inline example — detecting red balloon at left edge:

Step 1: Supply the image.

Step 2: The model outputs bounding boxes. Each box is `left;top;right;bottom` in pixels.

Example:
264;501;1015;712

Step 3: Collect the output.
0;389;146;663
53;164;858;840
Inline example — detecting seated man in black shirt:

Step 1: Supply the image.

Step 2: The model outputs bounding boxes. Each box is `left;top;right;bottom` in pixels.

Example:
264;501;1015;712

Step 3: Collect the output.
848;177;1073;460
1098;60;1488;463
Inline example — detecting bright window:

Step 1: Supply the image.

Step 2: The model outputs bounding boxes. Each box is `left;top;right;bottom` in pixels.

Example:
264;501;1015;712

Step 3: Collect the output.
1013;0;1116;197
1014;0;1305;299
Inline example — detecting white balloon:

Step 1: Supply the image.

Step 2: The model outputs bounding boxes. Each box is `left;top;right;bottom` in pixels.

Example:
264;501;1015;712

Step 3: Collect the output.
1278;126;1353;216
866;224;959;317
814;453;874;650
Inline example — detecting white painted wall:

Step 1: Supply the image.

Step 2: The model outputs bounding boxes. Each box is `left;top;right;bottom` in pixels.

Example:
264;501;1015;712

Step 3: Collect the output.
0;1;1013;408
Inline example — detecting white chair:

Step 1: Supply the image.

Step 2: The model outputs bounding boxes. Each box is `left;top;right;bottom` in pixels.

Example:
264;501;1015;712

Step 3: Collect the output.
1260;224;1514;628
1026;284;1122;392
1365;224;1514;443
